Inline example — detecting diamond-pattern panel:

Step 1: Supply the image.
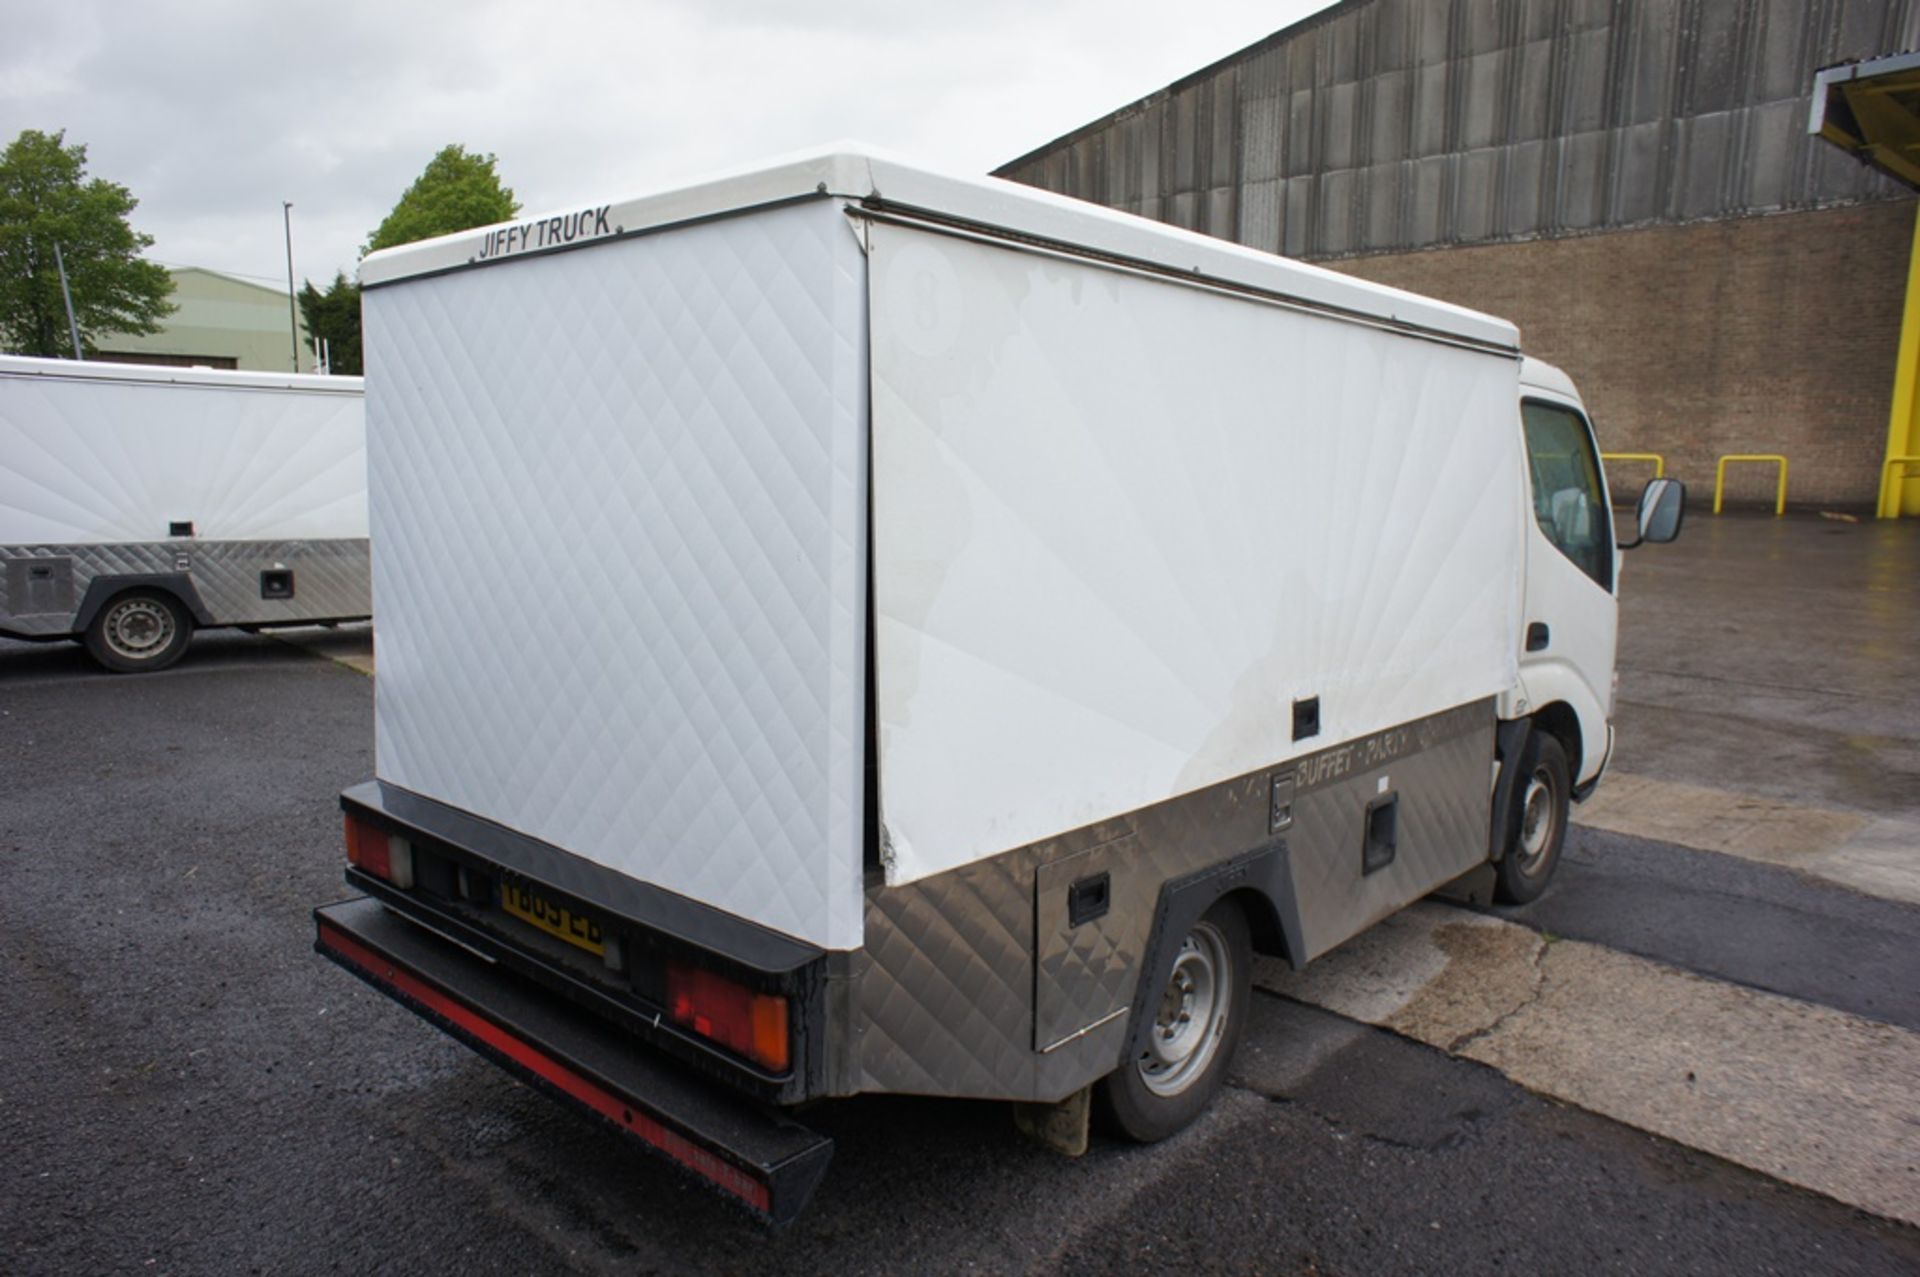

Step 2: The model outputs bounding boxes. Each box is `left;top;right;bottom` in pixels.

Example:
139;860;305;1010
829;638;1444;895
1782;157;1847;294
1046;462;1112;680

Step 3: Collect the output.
1286;709;1494;960
1033;843;1138;1051
363;200;867;951
856;704;1495;1099
0;539;370;635
858;788;1261;1100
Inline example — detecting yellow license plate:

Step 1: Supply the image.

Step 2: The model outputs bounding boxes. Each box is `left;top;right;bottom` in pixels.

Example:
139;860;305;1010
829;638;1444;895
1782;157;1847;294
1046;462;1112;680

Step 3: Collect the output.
500;878;605;956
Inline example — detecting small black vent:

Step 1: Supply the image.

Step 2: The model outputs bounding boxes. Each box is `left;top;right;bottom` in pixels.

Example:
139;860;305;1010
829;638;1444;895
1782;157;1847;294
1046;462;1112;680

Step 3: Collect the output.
1292;696;1320;742
260;569;295;600
168;520;194;538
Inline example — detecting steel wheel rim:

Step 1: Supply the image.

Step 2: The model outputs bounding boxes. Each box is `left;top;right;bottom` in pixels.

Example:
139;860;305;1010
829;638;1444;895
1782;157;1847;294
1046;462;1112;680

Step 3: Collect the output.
1516;772;1555;868
104;599;174;660
1138;920;1231;1097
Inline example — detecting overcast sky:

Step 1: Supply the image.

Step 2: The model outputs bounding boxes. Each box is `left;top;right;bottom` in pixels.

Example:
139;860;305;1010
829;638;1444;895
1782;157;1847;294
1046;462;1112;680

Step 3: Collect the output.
3;0;1335;293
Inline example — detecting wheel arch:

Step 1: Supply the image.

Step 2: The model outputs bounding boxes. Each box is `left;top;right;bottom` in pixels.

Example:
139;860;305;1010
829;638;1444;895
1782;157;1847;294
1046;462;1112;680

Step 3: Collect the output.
1492;703;1584;865
73;573;214;634
1528;700;1584;782
1120;843;1303;1069
1226;885;1291;963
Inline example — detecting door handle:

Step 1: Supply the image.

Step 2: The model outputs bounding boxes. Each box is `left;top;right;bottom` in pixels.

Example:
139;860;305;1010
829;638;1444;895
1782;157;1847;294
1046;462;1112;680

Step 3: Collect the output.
1526;622;1550;652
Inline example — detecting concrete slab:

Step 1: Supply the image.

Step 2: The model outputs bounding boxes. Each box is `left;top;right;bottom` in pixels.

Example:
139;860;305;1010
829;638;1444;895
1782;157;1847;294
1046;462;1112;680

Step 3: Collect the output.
1527;826;1920;1032
1577;772;1920;905
1474;940;1920;1232
1816;817;1920;906
1257;902;1920;1229
1259;906;1542;1048
1576;772;1866;864
275;626;374;676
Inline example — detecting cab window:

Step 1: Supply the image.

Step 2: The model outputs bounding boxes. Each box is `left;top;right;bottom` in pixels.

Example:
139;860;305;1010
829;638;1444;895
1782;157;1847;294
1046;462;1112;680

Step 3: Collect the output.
1521;400;1612;592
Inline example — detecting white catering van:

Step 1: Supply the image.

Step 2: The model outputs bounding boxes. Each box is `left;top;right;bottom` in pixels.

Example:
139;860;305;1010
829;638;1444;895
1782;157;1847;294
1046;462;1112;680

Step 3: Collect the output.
0;356;368;672
313;147;1682;1223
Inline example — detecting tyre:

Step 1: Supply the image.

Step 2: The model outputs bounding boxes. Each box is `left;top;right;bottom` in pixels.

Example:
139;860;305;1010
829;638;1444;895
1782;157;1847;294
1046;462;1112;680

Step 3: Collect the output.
1494;730;1571;905
1096;896;1251;1143
83;589;193;673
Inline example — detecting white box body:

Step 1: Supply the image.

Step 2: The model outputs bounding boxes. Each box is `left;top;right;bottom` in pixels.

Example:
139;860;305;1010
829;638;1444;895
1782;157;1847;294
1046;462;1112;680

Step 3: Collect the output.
0;356;366;545
361;148;1525;953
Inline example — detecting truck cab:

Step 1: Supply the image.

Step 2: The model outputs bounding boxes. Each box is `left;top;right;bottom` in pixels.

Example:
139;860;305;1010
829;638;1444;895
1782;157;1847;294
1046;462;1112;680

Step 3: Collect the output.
1492;357;1684;904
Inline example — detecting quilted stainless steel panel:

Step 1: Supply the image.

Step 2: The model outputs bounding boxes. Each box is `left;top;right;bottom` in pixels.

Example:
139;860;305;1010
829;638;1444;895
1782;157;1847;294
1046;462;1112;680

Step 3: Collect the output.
3;555;72;618
860;851;1037;1098
1033;841;1137;1053
1285;701;1492;960
0;539;371;636
857;806;1251;1101
362;198;869;952
856;835;1180;1102
855;701;1494;1100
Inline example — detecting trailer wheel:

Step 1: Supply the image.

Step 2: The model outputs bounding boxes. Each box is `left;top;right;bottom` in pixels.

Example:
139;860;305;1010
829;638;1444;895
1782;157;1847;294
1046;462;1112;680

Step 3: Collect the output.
1097;897;1250;1143
83;589;193;673
1494;732;1570;905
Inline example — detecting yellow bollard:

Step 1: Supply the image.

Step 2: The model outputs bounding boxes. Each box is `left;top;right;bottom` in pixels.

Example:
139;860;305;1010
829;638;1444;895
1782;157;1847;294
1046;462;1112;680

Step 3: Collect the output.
1885;456;1920;511
1713;454;1788;515
1601;452;1667;481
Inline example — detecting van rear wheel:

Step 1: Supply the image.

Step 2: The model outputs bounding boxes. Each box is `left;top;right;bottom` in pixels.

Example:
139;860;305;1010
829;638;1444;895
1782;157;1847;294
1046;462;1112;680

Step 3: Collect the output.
1494;731;1570;905
83;589;193;673
1096;897;1250;1143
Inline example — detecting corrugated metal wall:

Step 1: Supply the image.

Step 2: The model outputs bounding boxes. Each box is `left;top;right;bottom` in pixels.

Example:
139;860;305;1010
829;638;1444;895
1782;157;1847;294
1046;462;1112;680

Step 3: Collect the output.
996;0;1920;259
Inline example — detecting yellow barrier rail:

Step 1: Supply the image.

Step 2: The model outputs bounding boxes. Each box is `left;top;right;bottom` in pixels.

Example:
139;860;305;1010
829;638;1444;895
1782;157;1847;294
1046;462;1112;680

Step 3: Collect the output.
1713;454;1788;515
1601;451;1666;479
1882;455;1920;517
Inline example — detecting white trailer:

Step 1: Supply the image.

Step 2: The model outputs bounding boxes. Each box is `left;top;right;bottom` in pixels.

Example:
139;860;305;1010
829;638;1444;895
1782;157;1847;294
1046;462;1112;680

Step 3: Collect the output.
313;148;1682;1223
0;356;369;671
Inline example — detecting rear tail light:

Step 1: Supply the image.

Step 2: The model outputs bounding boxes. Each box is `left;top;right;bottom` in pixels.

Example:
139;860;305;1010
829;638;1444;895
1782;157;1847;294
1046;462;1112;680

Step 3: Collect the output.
344;813;388;877
667;964;790;1073
344;813;413;888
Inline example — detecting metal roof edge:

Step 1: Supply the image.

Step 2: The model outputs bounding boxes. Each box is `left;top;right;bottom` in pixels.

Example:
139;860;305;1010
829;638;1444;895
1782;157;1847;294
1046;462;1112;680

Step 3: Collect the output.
0;353;363;393
358;143;1517;352
357;145;881;288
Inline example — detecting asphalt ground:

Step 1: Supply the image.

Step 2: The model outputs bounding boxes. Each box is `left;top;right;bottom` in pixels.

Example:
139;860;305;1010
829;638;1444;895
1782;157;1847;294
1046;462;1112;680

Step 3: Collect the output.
1510;825;1920;1033
4;630;1918;1275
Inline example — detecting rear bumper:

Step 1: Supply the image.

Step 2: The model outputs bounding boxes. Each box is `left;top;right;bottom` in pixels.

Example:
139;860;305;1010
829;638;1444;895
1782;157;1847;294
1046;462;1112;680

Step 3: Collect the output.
314;897;833;1226
337;779;833;1104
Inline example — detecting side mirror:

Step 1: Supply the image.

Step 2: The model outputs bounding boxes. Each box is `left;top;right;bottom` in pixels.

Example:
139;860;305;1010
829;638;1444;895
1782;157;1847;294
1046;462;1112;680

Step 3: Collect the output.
1622;477;1685;548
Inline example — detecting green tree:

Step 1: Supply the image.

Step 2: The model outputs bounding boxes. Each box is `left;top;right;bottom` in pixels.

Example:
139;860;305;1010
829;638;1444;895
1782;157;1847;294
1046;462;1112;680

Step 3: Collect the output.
298;272;363;375
363;144;518;256
298;145;518;376
0;129;173;357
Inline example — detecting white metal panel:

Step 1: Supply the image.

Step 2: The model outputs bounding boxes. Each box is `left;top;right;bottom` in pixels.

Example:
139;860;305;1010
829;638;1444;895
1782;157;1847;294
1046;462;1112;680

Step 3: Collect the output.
365;200;868;951
360;145;1517;351
0;356;366;544
870;223;1524;885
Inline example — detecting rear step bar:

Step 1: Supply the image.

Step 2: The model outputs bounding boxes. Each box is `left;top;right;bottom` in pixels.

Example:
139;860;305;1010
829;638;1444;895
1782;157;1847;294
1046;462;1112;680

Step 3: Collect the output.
314;897;833;1226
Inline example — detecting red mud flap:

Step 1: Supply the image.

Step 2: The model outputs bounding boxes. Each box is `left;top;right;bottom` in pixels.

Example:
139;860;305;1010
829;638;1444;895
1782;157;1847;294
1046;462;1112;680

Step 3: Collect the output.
314;897;833;1226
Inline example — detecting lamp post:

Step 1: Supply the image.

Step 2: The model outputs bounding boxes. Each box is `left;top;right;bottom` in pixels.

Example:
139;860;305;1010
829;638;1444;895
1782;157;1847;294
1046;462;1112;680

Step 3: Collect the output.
52;241;83;360
283;201;300;372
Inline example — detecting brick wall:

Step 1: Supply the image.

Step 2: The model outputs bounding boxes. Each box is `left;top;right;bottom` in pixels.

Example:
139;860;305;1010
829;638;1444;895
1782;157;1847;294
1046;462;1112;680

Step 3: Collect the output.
1325;200;1915;511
